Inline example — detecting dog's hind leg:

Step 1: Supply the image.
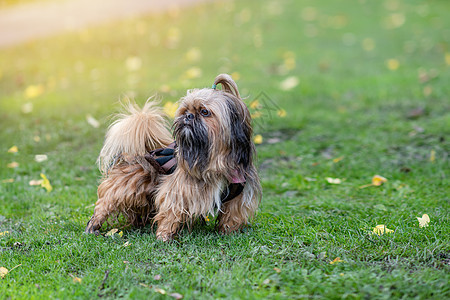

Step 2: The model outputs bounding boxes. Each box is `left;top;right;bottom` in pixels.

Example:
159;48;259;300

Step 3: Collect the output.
85;179;120;234
85;160;159;234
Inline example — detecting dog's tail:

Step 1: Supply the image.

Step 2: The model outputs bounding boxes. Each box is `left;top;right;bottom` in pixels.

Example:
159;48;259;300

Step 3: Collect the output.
98;99;173;174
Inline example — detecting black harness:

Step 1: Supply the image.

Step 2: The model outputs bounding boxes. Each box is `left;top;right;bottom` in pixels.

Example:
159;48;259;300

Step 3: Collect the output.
144;142;244;204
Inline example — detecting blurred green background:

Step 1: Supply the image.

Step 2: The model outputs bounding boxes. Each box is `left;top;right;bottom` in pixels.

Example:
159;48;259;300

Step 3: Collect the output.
0;0;449;298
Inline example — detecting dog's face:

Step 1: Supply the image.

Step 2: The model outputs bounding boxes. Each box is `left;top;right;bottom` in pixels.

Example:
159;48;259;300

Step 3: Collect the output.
173;88;254;178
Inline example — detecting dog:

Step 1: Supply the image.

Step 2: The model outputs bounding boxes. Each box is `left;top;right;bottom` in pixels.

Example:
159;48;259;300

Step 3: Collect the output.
85;74;261;241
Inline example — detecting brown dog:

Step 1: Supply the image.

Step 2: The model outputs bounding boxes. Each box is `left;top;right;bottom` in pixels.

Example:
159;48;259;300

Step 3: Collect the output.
85;74;261;241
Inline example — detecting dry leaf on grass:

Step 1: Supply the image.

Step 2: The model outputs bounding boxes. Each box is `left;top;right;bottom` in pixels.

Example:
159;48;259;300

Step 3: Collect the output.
0;267;8;278
372;225;394;235
360;175;388;188
277;109;287;117
169;292;183;299
155;287;166;295
326;177;342;184
0;264;21;278
279;76;299;91
253;134;263;144
330;257;344;264
24;84;45;99
86;114;100;128
40;173;53;192
69;274;82;283
7;162;19;168
35;155;48;163
417;214;430;228
372;175;388;186
8;146;18;153
105;229;118;237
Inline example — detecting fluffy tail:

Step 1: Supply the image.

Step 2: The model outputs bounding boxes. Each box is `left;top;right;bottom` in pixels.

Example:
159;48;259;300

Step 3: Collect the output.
98;99;173;175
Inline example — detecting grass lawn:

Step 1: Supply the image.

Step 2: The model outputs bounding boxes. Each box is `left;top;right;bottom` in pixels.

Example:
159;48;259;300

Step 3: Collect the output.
1;0;449;298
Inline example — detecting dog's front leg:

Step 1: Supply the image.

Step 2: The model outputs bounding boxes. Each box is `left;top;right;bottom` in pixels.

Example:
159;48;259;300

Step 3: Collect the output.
217;194;250;234
154;211;181;241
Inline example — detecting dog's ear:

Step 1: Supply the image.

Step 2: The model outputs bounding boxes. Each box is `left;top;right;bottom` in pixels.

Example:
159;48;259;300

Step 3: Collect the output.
213;74;255;181
226;98;253;172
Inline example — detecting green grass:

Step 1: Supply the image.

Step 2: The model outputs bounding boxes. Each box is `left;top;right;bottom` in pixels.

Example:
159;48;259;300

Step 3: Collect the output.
1;0;449;298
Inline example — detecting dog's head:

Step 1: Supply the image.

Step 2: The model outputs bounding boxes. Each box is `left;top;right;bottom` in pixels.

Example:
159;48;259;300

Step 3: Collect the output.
173;74;254;180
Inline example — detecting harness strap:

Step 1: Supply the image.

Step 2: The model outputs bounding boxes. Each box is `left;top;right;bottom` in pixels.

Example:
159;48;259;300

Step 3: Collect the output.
220;183;245;204
142;141;245;204
144;142;177;174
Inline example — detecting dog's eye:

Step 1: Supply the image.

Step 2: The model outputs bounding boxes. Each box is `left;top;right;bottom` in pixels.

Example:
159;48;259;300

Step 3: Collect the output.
200;108;211;117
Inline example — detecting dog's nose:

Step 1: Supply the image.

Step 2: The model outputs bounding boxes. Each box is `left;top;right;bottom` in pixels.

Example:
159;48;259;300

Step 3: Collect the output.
185;113;194;121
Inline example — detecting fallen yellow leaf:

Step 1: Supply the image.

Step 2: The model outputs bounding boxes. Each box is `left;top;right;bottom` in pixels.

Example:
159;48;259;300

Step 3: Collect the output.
332;156;345;163
35;155;48;163
330;257;344;264
430;150;436;163
280;76;299;91
169;292;184;299
251;111;262;119
417;214;430;228
326;177;342;184
7;162;19;168
372;224;394;235
277;109;287;117
0;264;21;278
118;231;123;237
29;179;43;186
386;59;400;71
253;134;263;144
0;231;9;236
40;173;53;192
155;287;166;295
249;100;260;109
2;179;15;183
446;53;450;66
139;283;151;288
0;267;8;278
106;228;118;237
372;175;388;186
86;114;100;128
163;101;179;119
70;274;82;283
8;146;18;153
24;84;45;99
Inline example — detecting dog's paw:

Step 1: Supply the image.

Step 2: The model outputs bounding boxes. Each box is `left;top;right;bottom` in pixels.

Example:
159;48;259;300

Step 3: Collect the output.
85;218;101;235
156;232;174;242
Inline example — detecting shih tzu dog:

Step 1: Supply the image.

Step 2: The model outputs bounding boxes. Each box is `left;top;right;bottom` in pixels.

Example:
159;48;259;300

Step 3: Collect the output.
85;74;261;241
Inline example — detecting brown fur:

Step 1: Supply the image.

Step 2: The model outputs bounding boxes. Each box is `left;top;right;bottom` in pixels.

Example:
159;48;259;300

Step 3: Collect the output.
85;74;262;240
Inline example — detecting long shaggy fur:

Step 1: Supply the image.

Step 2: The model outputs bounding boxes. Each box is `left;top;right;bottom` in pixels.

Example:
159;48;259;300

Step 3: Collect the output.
86;74;262;241
98;100;172;175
